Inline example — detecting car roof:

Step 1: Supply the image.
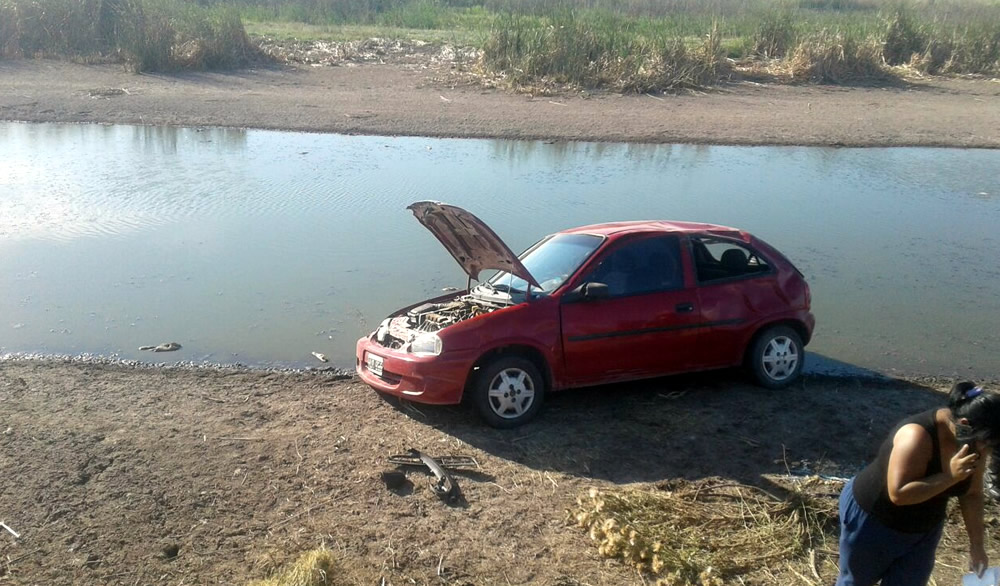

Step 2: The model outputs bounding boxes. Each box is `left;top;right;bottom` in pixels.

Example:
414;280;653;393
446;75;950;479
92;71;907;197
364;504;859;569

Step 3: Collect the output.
558;220;748;239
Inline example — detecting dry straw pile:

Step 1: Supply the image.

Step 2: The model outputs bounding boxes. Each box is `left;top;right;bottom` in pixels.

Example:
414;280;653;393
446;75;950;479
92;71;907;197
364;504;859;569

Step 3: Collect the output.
570;478;839;586
250;548;351;586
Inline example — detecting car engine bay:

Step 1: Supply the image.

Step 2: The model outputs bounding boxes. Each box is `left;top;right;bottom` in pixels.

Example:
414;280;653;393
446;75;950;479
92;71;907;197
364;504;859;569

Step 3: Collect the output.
375;295;505;350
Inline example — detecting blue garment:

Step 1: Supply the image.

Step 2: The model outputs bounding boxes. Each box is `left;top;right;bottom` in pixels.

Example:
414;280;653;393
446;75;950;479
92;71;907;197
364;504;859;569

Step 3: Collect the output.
836;478;944;586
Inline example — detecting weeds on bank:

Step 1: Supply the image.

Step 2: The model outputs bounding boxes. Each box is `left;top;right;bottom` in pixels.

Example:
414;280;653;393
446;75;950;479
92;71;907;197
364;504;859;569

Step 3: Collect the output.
2;0;999;80
569;478;839;585
481;11;729;92
0;0;259;71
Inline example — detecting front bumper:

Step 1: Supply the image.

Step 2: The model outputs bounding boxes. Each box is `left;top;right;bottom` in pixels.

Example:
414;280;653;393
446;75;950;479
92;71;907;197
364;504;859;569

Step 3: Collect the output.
355;336;477;405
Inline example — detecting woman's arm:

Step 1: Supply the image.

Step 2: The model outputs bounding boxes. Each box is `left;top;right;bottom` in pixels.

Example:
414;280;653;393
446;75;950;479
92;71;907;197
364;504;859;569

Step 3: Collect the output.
959;449;989;576
886;423;978;506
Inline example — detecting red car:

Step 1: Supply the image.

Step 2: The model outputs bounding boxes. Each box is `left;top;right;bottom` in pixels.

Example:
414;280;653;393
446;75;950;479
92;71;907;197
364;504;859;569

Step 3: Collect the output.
357;202;815;428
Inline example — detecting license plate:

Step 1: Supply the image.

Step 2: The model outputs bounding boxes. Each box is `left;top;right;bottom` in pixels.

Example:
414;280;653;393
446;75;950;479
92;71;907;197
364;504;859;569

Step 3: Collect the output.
366;353;384;377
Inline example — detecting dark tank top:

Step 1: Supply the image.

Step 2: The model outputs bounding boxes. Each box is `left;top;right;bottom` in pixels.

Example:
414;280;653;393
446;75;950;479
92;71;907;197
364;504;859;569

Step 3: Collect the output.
853;409;973;533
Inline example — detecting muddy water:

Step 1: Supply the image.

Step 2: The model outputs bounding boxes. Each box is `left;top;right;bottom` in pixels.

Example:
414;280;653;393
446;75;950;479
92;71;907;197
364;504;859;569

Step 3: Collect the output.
1;122;998;378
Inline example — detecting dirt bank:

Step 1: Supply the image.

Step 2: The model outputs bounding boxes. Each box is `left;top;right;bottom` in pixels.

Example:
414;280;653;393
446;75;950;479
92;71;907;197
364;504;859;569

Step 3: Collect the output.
1;359;998;584
1;59;998;148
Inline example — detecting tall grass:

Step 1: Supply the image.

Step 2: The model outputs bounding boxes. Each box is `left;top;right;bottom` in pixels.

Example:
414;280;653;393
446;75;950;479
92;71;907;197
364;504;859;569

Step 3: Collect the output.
747;10;798;58
481;10;730;92
3;0;999;78
788;29;887;83
0;0;259;70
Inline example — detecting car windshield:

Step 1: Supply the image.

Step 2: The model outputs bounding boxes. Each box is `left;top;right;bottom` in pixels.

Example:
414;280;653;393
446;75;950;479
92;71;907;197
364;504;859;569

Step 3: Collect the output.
487;233;603;297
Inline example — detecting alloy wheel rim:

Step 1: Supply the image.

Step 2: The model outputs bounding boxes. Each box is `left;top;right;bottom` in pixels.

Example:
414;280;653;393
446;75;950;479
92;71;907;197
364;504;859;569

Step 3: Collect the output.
762;336;799;381
487;367;535;419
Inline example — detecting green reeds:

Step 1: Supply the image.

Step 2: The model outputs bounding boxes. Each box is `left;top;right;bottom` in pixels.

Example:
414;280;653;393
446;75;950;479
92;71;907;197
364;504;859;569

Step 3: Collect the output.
747;10;798;58
3;0;998;78
481;10;730;92
0;0;259;71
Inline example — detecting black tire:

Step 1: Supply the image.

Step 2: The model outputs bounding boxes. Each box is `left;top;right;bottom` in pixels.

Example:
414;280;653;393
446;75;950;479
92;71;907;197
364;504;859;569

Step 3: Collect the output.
472;356;545;428
749;325;804;389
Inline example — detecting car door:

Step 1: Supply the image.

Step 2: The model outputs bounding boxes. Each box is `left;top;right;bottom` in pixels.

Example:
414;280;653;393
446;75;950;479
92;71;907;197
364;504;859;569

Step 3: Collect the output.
690;235;777;368
559;234;702;386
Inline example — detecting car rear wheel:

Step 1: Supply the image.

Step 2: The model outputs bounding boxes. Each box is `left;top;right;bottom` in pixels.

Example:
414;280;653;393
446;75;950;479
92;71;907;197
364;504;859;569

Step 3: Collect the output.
750;326;803;389
472;356;545;428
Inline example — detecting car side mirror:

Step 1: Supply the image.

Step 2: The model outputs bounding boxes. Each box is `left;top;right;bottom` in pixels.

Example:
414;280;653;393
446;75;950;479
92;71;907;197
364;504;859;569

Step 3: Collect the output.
583;282;609;300
564;282;610;303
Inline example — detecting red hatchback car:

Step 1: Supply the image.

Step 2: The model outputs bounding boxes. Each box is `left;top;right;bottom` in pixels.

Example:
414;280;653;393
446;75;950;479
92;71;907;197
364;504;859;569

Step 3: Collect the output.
357;202;815;427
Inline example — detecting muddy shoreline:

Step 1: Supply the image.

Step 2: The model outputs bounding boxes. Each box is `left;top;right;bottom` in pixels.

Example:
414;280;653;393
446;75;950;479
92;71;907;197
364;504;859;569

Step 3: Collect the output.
1;59;998;148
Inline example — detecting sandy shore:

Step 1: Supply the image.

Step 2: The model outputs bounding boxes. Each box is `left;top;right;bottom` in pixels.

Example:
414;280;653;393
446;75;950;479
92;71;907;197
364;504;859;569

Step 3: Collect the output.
1;59;998;147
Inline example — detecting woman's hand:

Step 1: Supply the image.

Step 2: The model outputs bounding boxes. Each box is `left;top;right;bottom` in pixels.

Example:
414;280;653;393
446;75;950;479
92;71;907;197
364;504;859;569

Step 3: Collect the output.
950;444;980;480
970;542;988;577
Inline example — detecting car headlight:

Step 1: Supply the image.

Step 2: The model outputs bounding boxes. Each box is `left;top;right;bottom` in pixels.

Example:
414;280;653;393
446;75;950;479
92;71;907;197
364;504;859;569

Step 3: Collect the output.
408;333;442;356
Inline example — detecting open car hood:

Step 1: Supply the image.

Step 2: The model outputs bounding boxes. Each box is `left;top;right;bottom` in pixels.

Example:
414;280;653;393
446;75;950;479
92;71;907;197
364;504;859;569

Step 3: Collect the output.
407;201;540;288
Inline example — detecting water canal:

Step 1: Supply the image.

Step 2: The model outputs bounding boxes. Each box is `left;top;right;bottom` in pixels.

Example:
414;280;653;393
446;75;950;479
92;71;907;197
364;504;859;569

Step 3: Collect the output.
2;122;998;378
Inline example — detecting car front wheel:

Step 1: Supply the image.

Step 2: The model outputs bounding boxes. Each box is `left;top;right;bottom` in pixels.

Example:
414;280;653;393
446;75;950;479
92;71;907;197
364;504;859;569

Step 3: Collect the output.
472;356;545;428
750;326;803;389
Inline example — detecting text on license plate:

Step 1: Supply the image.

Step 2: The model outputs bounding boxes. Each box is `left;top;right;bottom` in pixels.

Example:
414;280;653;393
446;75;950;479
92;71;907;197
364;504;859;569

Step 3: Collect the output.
366;353;384;377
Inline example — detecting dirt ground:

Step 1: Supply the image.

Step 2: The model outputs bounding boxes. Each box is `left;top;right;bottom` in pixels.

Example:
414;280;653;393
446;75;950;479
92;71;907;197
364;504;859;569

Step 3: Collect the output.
2;359;1000;585
2;50;1000;584
0;58;998;147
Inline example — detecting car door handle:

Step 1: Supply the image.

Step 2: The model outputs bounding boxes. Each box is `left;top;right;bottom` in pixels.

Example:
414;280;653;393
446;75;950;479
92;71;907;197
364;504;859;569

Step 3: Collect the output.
675;302;694;313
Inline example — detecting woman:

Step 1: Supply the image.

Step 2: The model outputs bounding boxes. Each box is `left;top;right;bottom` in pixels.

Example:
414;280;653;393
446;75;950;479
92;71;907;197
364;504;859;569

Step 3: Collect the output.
836;381;1000;585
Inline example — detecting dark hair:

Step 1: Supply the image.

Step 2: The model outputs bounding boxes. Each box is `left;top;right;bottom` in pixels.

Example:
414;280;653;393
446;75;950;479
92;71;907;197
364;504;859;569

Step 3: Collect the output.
948;381;1000;445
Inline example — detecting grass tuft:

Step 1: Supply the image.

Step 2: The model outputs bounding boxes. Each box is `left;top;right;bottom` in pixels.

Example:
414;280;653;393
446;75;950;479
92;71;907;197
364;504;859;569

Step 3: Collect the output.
787;29;889;83
882;6;924;65
569;478;839;585
249;548;342;586
0;0;261;71
748;10;797;59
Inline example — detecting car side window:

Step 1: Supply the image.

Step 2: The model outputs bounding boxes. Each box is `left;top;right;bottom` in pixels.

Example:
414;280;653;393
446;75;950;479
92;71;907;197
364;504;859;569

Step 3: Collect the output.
691;237;770;282
585;236;683;297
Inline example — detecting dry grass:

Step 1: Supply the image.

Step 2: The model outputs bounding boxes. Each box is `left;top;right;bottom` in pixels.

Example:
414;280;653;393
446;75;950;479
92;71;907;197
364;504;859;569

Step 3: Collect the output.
569;477;840;585
787;30;889;83
248;548;374;586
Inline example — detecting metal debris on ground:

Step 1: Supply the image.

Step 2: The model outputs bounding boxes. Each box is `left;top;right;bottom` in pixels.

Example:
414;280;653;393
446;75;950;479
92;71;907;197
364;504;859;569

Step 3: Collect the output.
1;521;20;539
388;452;478;470
390;449;465;504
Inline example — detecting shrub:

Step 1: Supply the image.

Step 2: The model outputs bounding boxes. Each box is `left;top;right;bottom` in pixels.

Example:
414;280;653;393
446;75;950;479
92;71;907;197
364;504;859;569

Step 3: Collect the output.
882;7;925;65
749;10;797;59
0;0;259;71
788;29;890;83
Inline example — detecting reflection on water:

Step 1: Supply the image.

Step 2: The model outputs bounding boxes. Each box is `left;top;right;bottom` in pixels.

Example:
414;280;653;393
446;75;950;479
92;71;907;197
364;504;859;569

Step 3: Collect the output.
1;122;999;378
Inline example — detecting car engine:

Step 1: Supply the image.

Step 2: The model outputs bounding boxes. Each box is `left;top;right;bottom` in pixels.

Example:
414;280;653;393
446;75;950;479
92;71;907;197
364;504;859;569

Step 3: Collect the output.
375;296;502;350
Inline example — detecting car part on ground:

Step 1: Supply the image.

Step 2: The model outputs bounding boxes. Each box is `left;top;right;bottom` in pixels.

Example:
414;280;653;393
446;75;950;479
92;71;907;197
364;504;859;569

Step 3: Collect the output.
413;449;460;504
387;453;479;470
